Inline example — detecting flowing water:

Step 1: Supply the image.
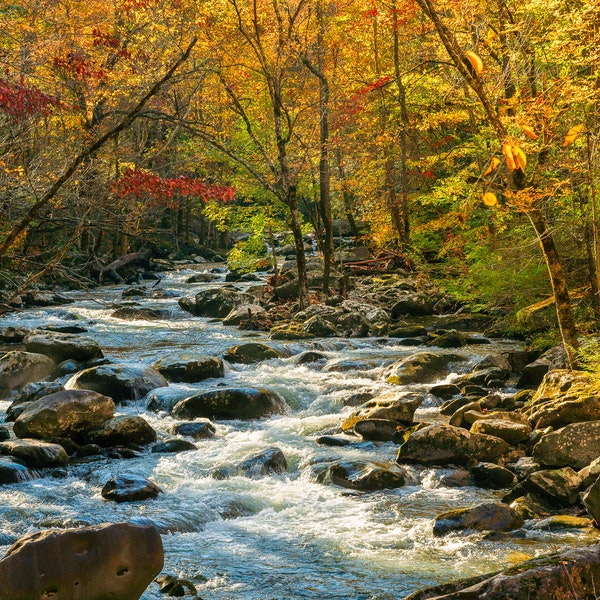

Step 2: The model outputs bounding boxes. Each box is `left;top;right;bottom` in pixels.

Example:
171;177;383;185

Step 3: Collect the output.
0;267;596;599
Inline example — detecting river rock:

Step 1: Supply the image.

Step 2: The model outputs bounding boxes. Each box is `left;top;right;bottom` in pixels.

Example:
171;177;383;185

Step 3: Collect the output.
389;325;427;338
172;387;286;420
0;427;8;441
583;476;600;526
0;457;37;484
522;467;584;507
353;419;399;441
66;364;168;403
426;330;468;348
213;447;287;479
396;424;472;466
390;296;436;317
471;463;517;489
384;352;465;385
433;502;523;536
178;288;256;318
170;420;216;440
87;416;157;447
532;420;600;469
5;382;66;421
0;522;163;600
0;439;68;468
0;326;31;344
0;351;56;396
517;345;568;388
470;433;510;462
222;304;268;326
469;419;531;446
521;369;600;429
24;332;103;363
185;272;220;283
223;342;281;364
153;353;224;383
12;389;114;442
341;391;424;432
301;315;340;337
324;459;406;491
101;474;163;502
151;439;197;453
406;545;600;600
292;351;327;365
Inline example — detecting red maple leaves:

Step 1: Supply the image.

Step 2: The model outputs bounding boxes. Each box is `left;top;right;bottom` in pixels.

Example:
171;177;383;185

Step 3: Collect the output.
0;77;62;120
112;169;235;207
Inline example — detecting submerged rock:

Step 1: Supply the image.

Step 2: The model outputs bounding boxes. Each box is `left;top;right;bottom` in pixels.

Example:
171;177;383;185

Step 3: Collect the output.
212;447;287;479
0;457;38;484
170;420;216;440
0;522;163;600
317;459;406;491
66;364;168;403
172;387;286;420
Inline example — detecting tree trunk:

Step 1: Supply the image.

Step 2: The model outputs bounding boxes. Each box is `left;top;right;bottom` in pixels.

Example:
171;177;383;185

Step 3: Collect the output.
288;186;309;307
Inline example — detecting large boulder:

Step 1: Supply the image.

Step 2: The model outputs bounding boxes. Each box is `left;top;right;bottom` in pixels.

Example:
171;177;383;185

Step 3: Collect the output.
0;439;68;468
24;332;103;363
172;387;286;420
66;364;168;403
178;288;256;318
521;467;583;507
532;420;600;469
153;353;224;383
384;352;465;385
405;545;600;600
223;343;281;364
0;522;163;600
521;369;600;429
517;345;568;388
0;352;55;396
433;502;523;536
222;304;268;326
469;419;531;446
314;459;406;491
12;389;114;442
87;416;157;447
341;391;424;432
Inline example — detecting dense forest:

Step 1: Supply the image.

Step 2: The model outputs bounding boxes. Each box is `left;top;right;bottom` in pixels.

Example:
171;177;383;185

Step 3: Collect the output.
1;0;599;354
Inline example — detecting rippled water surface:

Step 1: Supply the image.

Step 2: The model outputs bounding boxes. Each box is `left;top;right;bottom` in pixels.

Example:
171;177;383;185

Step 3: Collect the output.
0;267;595;599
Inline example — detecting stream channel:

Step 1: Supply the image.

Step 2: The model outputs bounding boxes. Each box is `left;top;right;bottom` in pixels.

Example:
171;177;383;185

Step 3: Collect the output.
0;265;595;599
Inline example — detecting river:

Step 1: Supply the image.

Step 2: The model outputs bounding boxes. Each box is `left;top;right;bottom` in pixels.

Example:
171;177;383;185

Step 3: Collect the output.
0;265;595;599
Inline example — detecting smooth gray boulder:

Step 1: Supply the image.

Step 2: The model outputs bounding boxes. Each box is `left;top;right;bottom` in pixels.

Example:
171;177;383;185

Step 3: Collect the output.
433;502;523;536
24;332;103;363
86;416;157;447
0;439;68;468
101;475;163;502
153;353;224;383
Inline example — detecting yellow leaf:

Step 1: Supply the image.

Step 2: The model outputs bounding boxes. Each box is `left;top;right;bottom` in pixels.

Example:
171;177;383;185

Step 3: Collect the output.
521;125;539;140
465;51;484;75
502;143;516;171
512;146;527;171
563;124;585;146
482;192;497;206
483;157;501;176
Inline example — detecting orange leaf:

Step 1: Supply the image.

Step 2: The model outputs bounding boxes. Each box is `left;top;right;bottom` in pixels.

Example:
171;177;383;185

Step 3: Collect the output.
512;145;527;171
502;143;516;171
465;51;484;75
563;124;585;146
521;125;539;140
483;157;501;176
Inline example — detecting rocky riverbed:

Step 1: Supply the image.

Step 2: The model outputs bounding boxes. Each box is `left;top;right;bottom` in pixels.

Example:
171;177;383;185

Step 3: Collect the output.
0;261;599;599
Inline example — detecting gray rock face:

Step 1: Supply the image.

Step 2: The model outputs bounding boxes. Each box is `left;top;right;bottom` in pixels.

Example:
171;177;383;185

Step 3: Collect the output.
532;420;600;469
66;364;168;403
178;288;256;317
87;416;157;447
0;439;68;468
101;475;163;502
384;352;466;385
24;332;103;363
521;369;600;429
433;502;523;536
0;352;56;396
153;353;224;383
172;387;286;420
13;389;114;442
0;522;163;600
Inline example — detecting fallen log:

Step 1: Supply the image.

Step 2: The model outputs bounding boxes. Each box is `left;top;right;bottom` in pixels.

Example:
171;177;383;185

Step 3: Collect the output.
90;252;150;284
